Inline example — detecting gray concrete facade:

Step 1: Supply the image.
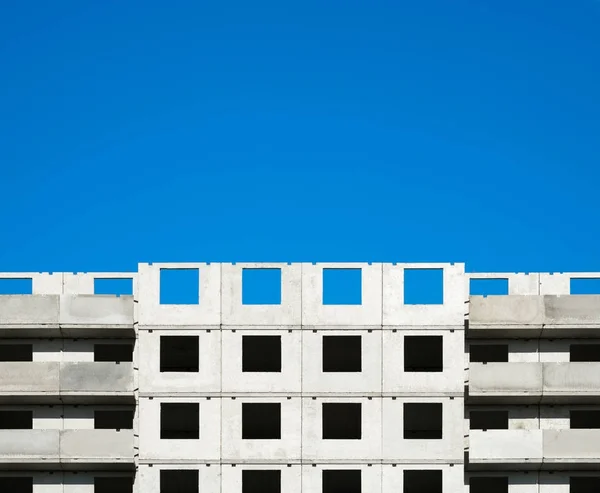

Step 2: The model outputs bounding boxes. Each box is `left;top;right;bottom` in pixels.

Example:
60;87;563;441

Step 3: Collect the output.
0;263;599;492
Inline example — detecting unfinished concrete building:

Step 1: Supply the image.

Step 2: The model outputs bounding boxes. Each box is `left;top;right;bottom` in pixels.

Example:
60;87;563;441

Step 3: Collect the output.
0;263;599;493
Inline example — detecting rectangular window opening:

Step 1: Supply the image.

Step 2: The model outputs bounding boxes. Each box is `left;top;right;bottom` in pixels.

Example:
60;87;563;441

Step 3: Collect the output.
160;336;199;372
470;344;509;363
0;344;33;362
322;268;362;305
570;477;600;493
94;476;134;493
242;470;281;493
94;410;134;430
160;268;199;305
242;403;281;439
242;336;281;372
323;335;362;372
160;403;199;439
403;470;442;493
470;410;509;430
94;344;133;363
0;278;32;295
404;336;443;372
404;403;443;439
93;278;133;296
242;268;282;305
470;278;509;296
160;470;198;493
0;477;33;493
570;410;600;429
470;476;508;493
404;269;443;305
570;278;600;295
323;470;361;493
570;344;600;362
322;402;362;440
0;410;33;429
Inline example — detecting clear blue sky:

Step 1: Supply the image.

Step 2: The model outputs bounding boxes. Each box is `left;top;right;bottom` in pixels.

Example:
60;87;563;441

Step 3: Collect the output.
1;1;598;273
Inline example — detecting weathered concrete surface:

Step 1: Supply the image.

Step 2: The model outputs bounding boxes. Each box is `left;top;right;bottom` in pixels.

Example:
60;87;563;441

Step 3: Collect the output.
0;430;60;462
0;295;60;327
543;430;600;464
0;362;60;395
60;429;134;461
59;295;134;327
60;362;134;394
469;430;543;467
543;362;600;396
544;295;600;327
469;296;544;328
469;363;543;397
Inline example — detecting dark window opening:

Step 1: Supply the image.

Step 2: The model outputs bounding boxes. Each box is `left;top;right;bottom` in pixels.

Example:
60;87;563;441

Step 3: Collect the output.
323;470;361;493
160;403;199;439
242;403;281;439
0;477;33;493
94;344;133;363
160;470;198;493
160;336;199;372
0;411;32;429
404;470;442;493
322;403;361;440
94;410;134;430
160;269;200;305
323;269;362;305
242;336;281;372
94;477;134;493
470;410;509;430
470;344;508;363
323;336;362;372
242;268;282;305
571;477;600;493
570;345;600;362
570;410;600;429
0;344;33;362
470;477;508;493
404;336;443;372
404;403;443;439
242;470;281;493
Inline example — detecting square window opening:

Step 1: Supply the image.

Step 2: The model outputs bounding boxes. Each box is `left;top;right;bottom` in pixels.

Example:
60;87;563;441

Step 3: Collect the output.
242;470;281;493
322;269;362;305
93;278;133;296
0;344;33;362
404;403;443;439
242;336;281;372
570;477;600;493
94;344;133;363
404;269;443;305
94;477;134;493
242;268;282;305
160;470;198;493
570;344;600;362
322;403;361;440
470;344;509;363
94;410;134;430
242;403;281;439
570;410;600;429
404;336;443;372
323;470;361;493
570;278;600;295
403;470;442;493
470;410;509;430
160;336;199;372
470;476;508;493
0;477;33;493
160;268;199;305
470;278;509;296
0;410;33;429
160;403;199;439
323;335;362;372
0;278;32;295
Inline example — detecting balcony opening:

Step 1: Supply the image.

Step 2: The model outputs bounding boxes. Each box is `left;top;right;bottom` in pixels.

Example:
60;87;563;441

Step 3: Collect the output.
242;403;281;439
160;268;199;305
94;410;134;430
242;470;281;493
323;268;362;305
404;403;443;439
404;336;443;372
242;335;281;372
570;344;600;362
0;477;33;493
323;470;361;493
160;403;199;439
570;278;600;295
404;269;444;305
470;410;509;430
160;336;199;372
469;278;509;296
0;411;33;429
403;470;442;493
0;344;33;362
469;344;508;363
0;278;32;295
323;336;362;372
160;470;198;493
94;344;133;363
470;476;508;493
570;477;600;493
570;410;600;429
93;278;133;296
94;477;134;493
242;268;282;305
322;403;361;440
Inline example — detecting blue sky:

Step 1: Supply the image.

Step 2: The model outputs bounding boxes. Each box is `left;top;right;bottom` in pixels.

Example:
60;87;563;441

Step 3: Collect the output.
1;1;599;274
